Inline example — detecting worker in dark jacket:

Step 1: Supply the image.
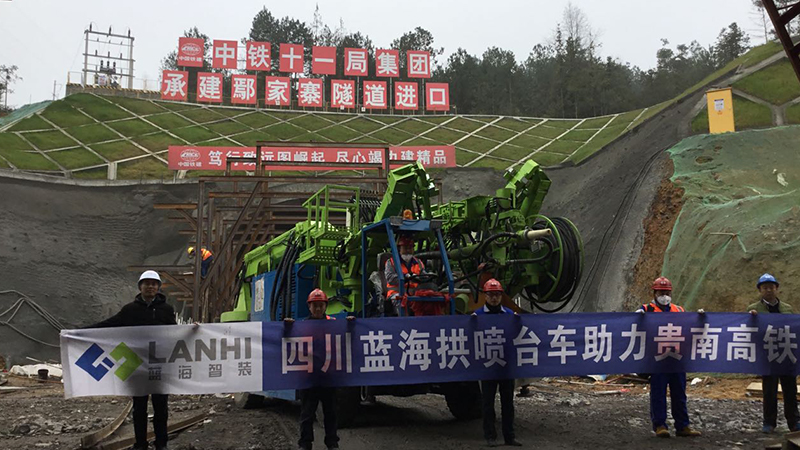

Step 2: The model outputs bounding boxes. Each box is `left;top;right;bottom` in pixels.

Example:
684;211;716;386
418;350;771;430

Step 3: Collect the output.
636;276;702;438
473;278;521;447
285;289;345;450
89;270;176;450
748;273;799;434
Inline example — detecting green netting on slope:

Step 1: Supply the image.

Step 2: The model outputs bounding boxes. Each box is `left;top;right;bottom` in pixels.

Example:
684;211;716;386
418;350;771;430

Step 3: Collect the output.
662;127;800;312
0;101;52;130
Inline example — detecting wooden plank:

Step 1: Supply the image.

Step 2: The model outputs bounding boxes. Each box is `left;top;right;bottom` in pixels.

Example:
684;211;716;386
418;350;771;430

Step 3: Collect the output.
80;401;132;448
746;382;800;400
96;410;208;450
153;203;197;210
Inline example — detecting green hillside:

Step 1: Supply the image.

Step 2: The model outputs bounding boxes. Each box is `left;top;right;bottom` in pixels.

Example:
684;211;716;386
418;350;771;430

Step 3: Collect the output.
0;42;785;180
0;93;655;179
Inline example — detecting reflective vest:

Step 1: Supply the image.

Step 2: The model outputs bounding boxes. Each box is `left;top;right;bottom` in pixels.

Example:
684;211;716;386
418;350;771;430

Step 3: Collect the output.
641;302;685;313
200;248;213;261
386;257;424;298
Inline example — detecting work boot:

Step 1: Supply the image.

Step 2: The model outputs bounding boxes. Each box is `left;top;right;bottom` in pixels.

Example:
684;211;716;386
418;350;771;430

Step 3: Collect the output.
504;439;523;446
762;425;775;434
676;426;701;437
654;425;670;438
485;438;499;447
792;423;800;432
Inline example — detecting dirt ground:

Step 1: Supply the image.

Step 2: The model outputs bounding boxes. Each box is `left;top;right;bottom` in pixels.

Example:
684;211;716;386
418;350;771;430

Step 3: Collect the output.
625;163;686;311
2;374;794;450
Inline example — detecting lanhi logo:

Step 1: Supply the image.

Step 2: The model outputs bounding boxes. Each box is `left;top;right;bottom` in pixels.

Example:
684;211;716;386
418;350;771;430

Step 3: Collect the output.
180;148;201;162
181;42;203;56
75;342;143;382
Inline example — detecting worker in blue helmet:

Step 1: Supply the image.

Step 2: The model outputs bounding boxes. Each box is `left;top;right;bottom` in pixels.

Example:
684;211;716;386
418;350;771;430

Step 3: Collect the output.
748;273;799;433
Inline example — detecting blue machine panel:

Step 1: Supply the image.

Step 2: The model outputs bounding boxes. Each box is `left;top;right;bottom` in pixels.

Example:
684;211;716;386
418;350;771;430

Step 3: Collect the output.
250;264;316;401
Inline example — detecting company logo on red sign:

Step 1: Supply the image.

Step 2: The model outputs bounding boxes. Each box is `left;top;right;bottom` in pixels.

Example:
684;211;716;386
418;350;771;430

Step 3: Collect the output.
168;146;456;170
178;38;204;67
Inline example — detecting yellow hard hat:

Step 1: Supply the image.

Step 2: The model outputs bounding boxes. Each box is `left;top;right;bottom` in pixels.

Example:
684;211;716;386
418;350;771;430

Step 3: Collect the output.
187;246;195;255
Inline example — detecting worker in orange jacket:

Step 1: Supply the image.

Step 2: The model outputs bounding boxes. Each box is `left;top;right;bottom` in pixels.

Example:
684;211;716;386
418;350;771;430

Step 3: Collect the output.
188;246;213;277
385;235;442;316
636;276;702;438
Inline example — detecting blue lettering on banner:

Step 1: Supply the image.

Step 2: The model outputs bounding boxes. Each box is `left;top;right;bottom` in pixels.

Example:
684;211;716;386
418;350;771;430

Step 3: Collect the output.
262;313;800;390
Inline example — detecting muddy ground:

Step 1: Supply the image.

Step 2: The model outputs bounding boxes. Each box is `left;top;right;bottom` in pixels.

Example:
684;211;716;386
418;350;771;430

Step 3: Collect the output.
1;375;794;450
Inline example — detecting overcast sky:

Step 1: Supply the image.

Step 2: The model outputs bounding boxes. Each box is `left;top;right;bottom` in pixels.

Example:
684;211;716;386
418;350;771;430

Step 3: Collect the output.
0;0;759;107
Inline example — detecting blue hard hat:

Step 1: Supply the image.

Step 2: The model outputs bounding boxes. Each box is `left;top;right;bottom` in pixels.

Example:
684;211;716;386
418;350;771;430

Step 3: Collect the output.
757;273;779;288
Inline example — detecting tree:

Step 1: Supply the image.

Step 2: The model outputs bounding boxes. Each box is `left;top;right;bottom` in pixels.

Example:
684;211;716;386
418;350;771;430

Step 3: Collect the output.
713;23;751;68
160;27;213;103
0;65;22;111
391;27;444;77
248;7;314;73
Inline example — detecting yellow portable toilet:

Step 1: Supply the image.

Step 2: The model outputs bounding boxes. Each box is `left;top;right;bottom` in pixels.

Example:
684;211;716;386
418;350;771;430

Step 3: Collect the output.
706;87;735;134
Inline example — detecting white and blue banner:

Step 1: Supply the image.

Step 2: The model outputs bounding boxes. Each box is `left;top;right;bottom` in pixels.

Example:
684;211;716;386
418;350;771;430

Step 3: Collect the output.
62;313;800;398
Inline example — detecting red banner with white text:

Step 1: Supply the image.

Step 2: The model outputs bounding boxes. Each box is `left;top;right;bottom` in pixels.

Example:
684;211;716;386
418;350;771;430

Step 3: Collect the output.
168;146;456;171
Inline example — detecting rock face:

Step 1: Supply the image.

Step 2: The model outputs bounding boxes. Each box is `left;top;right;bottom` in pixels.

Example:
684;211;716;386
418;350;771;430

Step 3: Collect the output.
0;176;196;365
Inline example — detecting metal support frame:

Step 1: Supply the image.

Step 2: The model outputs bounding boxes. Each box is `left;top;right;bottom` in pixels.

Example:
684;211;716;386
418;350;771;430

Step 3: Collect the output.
133;142;396;323
763;1;800;84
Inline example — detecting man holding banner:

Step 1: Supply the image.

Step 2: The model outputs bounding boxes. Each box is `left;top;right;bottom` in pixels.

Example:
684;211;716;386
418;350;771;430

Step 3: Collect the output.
636;276;702;438
748;273;799;433
87;270;177;450
474;279;522;447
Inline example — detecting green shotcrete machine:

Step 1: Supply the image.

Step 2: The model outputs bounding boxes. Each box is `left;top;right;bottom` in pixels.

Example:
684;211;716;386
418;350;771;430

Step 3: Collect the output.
222;160;583;423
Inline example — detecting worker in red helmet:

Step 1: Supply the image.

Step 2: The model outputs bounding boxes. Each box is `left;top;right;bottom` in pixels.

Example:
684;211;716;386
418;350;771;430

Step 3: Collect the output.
288;288;341;450
473;278;521;447
636;276;702;438
385;235;434;315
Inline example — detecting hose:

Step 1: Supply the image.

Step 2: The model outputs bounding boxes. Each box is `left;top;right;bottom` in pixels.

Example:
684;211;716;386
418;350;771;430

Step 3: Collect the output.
0;290;63;348
528;217;583;313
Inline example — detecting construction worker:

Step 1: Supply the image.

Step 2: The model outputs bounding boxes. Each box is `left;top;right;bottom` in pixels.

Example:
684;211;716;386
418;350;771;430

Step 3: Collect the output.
385;235;440;316
636;276;702;438
473;278;522;447
88;270;177;450
285;289;348;450
748;273;799;433
188;246;213;278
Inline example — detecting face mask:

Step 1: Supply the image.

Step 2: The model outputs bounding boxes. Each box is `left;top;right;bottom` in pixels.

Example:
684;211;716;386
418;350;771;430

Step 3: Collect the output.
656;295;671;306
401;254;413;263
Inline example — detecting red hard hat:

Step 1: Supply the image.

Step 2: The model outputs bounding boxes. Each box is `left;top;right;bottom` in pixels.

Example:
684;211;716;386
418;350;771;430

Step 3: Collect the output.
652;276;673;292
397;235;414;248
307;288;328;304
483;278;503;293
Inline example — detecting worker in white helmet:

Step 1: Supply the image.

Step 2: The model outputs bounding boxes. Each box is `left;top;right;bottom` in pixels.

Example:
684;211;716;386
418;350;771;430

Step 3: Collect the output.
87;270;176;450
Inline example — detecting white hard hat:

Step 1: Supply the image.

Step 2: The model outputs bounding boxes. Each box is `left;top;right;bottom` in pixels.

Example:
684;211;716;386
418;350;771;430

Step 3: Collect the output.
138;270;162;285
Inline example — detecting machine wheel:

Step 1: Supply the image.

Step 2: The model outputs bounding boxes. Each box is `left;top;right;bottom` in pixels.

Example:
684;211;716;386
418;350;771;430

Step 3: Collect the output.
234;392;263;409
336;387;361;428
444;381;482;420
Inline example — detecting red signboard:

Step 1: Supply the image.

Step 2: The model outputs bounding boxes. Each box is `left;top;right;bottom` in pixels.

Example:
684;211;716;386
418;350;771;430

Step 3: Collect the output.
312;46;337;75
168;145;457;170
231;74;257;105
161;70;188;101
246;41;271;71
375;49;399;77
177;37;204;67
297;78;323;107
279;44;304;73
407;50;431;78
197;72;223;103
426;83;450;111
331;79;356;109
264;76;291;106
212;40;238;69
363;80;387;110
395;81;418;110
344;48;368;76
